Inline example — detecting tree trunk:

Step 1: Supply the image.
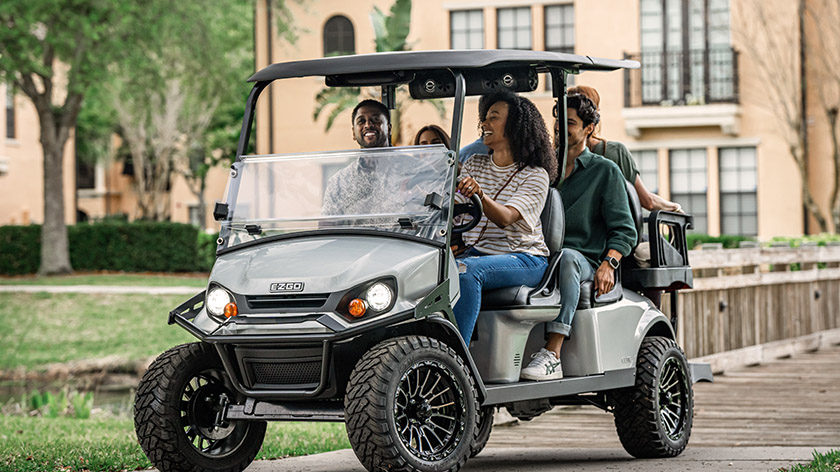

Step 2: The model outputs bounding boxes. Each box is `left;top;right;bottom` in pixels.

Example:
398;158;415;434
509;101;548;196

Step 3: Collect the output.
793;144;829;233
38;115;73;275
828;109;840;231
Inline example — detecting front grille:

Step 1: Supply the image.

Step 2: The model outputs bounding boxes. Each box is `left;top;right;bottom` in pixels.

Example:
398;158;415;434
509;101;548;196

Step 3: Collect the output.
246;293;329;310
250;361;321;386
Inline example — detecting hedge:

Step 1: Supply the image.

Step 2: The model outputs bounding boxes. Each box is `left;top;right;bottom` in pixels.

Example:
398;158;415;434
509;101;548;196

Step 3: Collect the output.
0;223;207;275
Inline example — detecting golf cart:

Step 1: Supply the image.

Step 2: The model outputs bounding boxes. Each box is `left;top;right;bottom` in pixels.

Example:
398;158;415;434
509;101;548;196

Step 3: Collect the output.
134;49;713;472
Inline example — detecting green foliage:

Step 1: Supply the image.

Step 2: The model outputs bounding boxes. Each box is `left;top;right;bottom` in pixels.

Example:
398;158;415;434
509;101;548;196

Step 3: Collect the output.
71;391;94;419
769;233;840;247
371;0;413;52
686;233;757;249
25;390;88;418
0;222;204;275
779;449;840;472
198;232;221;272
0;225;41;275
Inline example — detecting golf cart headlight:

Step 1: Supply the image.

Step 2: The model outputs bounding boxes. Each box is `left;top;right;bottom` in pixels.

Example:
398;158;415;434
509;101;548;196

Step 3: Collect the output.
366;283;393;312
206;287;231;317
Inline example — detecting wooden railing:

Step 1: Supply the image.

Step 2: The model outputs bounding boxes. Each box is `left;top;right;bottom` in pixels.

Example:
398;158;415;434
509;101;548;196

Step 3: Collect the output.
664;244;840;359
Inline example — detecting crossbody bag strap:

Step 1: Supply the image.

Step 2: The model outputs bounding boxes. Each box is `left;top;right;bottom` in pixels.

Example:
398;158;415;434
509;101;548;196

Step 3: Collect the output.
470;166;524;245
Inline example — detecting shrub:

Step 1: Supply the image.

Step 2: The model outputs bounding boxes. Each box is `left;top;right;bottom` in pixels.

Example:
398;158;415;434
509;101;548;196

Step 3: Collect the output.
0;225;41;275
0;222;202;275
197;231;220;272
686;233;757;250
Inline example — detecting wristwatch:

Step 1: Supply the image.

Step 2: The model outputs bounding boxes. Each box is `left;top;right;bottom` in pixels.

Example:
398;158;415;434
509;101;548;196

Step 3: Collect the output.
603;256;620;270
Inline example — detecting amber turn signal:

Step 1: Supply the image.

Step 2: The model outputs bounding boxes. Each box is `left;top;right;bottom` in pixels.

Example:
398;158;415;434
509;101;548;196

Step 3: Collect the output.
224;302;239;318
348;298;367;318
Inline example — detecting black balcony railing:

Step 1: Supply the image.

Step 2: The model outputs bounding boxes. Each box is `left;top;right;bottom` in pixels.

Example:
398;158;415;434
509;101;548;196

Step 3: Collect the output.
624;47;739;108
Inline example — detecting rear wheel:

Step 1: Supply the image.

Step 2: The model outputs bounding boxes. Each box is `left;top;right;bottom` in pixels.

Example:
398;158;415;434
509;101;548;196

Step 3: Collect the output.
345;335;479;472
612;336;693;458
134;343;266;472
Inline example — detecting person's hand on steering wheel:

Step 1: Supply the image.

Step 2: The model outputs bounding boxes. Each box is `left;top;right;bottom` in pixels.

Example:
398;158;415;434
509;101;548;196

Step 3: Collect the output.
457;176;484;201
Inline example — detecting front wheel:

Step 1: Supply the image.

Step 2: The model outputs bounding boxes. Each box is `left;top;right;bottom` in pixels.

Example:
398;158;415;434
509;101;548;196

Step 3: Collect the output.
612;336;693;458
345;336;480;472
134;342;266;472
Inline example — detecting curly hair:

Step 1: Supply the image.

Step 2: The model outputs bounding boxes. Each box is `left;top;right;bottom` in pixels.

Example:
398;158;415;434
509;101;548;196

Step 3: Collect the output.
566;93;600;138
478;91;557;182
568;85;604;141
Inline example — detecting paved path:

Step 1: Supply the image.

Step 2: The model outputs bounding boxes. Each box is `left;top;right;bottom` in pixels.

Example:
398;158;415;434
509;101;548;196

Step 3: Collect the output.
0;284;200;294
246;343;840;471
242;447;832;472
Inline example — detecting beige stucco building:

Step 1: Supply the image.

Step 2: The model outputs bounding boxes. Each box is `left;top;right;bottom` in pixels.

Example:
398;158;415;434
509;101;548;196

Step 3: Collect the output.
252;0;836;240
2;0;831;240
0;83;76;226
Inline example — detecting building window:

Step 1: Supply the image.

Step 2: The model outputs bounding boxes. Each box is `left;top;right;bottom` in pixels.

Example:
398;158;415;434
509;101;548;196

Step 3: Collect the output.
323;15;355;56
635;150;659;194
188;204;202;227
497;7;531;50
639;0;734;105
5;86;14;139
545;5;574;54
450;10;483;49
669;148;707;233
719;147;757;235
76;159;96;190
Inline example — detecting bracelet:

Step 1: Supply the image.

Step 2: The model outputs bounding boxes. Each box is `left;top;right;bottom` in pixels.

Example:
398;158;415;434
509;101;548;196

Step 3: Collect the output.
478;189;485;200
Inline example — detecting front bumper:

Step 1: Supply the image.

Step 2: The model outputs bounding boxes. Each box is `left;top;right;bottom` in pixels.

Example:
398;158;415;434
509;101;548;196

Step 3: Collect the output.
169;291;414;399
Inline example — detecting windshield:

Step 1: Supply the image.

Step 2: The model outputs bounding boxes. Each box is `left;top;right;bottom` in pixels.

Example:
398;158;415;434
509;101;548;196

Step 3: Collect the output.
218;145;456;250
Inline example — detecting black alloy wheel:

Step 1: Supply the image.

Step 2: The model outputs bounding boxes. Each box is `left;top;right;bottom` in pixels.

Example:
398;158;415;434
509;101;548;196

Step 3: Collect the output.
612;336;693;458
135;343;266;472
345;335;479;472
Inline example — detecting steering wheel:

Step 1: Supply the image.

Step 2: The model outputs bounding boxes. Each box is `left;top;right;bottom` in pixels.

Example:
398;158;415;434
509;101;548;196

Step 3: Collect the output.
452;194;483;234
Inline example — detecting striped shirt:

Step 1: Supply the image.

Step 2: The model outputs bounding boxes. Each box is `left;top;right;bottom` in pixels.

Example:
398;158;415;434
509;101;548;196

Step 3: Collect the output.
459;154;550;256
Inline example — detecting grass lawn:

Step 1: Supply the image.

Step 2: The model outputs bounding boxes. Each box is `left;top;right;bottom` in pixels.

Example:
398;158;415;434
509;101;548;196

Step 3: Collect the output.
0;292;196;371
0;415;350;472
780;449;840;472
0;273;208;287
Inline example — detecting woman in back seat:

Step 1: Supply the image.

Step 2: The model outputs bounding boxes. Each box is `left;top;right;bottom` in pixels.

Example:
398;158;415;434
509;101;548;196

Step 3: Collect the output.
567;85;682;213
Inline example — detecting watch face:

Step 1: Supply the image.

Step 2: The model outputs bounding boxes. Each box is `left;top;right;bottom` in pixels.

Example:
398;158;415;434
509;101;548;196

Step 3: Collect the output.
607;257;619;269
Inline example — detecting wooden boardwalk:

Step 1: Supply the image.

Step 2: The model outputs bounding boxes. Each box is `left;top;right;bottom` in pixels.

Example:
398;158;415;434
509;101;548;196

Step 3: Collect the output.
486;343;840;449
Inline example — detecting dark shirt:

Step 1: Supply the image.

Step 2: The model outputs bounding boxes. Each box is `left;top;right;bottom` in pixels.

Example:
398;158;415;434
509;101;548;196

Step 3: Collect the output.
557;147;637;269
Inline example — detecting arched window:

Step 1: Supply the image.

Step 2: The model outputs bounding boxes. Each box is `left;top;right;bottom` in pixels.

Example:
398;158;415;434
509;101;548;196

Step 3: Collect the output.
323;15;355;56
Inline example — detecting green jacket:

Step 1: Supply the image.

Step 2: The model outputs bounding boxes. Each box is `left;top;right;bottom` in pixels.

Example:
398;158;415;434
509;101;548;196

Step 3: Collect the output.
557;147;637;269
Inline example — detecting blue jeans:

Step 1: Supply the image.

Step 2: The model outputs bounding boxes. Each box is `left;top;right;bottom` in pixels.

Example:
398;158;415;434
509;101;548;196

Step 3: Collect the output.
453;248;548;343
547;248;595;337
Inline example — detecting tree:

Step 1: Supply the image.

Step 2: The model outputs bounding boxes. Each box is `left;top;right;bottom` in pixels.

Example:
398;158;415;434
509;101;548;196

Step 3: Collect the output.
105;1;295;223
313;0;444;145
0;2;152;274
736;0;829;233
807;0;840;231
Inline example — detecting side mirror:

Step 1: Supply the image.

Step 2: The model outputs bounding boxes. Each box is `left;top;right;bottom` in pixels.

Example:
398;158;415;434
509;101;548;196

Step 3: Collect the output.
213;202;229;221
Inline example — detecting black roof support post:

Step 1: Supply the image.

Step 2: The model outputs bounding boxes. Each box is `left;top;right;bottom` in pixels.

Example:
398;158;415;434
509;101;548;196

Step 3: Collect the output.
236;82;270;162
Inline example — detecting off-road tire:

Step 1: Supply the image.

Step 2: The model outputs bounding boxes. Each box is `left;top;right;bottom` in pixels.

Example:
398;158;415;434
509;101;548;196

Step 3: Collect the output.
470;407;494;458
134;342;266;472
345;336;480;472
612;336;693;458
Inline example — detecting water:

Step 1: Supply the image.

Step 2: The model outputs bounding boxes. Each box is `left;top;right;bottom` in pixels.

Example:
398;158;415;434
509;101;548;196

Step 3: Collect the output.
0;377;137;414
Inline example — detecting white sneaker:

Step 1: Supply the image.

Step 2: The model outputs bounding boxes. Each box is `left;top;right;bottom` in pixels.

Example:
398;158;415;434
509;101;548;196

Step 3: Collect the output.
520;348;563;381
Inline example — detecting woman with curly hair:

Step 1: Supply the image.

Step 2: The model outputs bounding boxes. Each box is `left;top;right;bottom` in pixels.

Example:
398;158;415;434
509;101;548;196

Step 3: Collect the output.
452;90;556;344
